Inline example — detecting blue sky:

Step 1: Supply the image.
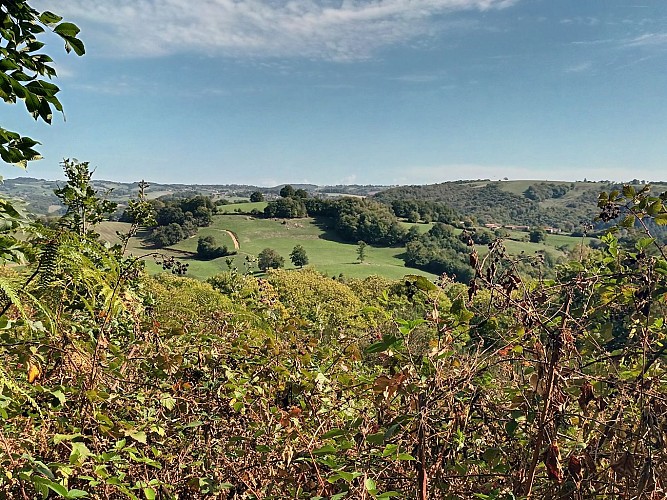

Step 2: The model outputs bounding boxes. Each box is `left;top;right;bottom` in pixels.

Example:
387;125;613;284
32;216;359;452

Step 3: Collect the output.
5;0;667;185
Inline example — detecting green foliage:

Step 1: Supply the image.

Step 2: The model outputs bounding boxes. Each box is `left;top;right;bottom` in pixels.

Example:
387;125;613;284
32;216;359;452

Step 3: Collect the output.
54;159;118;237
264;196;307;218
149;222;184;247
404;223;474;283
289;244;308;268
529;227;547;243
334;198;407;246
375;180;611;233
249;190;264;202
147;195;214;247
279;184;295;198
524;182;573;201
258;247;284;271
196;235;230;260
0;1;84;167
3;181;667;497
356;240;367;263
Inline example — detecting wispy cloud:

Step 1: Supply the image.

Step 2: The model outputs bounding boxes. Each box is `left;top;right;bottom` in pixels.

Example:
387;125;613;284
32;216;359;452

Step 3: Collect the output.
35;0;518;61
387;163;658;185
626;33;667;47
560;17;600;26
391;73;442;83
564;61;592;73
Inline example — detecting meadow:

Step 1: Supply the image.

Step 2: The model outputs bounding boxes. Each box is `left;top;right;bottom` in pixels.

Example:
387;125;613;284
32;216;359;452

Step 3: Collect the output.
97;201;591;282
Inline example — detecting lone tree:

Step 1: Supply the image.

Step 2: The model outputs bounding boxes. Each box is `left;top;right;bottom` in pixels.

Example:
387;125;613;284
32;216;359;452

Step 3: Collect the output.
290;244;308;268
529;228;547;243
356;240;368;263
197;235;229;260
250;191;264;202
258;248;284;271
279;185;295;198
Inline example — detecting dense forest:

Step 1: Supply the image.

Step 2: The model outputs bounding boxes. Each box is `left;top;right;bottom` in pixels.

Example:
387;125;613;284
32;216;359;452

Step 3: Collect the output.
2;3;667;499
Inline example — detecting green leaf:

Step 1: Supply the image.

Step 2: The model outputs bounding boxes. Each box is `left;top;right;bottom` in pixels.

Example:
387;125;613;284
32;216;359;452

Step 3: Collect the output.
54;22;81;38
330;470;360;483
382;444;398;457
622;185;635;198
313;444;337;455
364;478;377;493
366;432;384;445
126;430;147;444
64;37;86;56
365;335;399;354
143;487;156;500
66;490;89;498
53;433;82;445
32;477;68;497
70;441;92;465
51;389;67;406
39;11;64;25
655;213;667;226
620;214;634;229
322;428;346;439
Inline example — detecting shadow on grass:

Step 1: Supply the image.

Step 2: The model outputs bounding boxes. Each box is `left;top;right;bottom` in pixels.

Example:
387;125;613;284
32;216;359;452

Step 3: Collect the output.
311;217;349;243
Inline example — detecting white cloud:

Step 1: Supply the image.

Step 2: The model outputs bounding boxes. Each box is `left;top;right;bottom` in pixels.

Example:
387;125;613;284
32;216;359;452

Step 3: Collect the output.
564;61;592;73
386;163;662;185
626;33;667;47
34;0;518;61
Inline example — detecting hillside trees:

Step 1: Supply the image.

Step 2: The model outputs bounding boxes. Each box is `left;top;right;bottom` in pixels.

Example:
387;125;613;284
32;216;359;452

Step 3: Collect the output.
279;184;295;198
249;190;264;202
148;195;215;247
404;222;474;282
263;196;306;218
333;198;407;245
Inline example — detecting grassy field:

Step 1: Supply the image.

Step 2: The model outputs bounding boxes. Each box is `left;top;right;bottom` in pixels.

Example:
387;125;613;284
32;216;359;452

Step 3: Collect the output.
205;215;434;280
216;201;267;214
97;217;438;281
96;213;592;282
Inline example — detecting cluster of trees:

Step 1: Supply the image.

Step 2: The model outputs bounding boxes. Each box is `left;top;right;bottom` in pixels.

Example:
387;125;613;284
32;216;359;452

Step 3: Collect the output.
403;223;474;282
524;182;574;201
265;190;409;246
332;198;407;246
196;235;233;260
139;196;215;247
389;199;458;224
263;184;309;218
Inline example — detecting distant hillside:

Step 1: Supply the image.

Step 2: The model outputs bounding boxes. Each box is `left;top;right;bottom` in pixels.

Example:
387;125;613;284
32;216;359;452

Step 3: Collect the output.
374;180;667;232
0;176;389;217
6;175;667;232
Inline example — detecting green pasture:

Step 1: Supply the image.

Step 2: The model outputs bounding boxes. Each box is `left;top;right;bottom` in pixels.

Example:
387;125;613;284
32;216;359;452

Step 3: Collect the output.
216;201;267;214
97;215;592;282
208;215;434;281
98;217;437;281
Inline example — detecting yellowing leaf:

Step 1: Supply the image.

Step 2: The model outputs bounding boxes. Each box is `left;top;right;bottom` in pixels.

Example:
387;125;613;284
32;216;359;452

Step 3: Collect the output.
27;362;41;384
